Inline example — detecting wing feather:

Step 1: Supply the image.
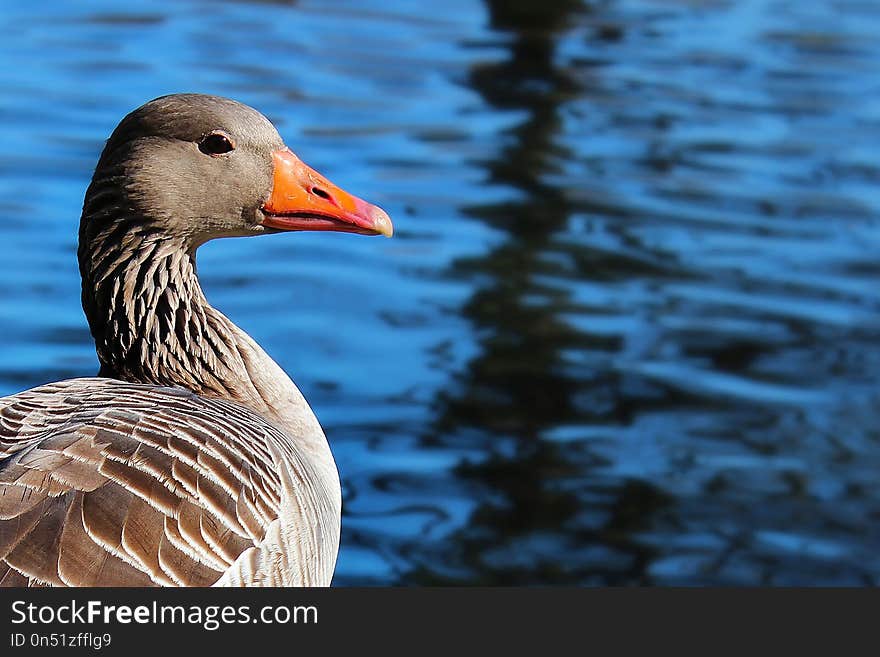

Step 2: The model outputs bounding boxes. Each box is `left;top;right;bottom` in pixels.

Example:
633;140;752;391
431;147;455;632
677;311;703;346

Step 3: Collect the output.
0;377;291;587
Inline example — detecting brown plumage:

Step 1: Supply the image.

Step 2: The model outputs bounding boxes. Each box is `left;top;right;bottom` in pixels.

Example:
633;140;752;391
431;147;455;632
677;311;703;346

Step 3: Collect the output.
0;94;392;586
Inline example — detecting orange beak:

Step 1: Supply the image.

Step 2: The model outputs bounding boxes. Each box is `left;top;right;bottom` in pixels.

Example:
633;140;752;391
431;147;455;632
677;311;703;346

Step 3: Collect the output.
260;148;393;237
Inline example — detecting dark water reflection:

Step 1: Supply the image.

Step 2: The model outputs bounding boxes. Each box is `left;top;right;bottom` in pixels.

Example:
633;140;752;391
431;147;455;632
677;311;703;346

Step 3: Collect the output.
1;0;879;585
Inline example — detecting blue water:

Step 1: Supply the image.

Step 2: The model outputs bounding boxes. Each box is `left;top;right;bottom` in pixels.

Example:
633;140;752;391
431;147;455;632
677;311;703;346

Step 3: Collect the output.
1;0;879;585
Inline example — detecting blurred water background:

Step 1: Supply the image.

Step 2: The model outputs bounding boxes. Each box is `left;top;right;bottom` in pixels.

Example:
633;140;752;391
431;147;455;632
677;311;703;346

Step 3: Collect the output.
0;0;879;585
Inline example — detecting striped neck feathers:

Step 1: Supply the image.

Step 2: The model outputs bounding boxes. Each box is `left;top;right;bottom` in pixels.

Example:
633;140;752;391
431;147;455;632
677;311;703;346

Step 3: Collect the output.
77;176;325;447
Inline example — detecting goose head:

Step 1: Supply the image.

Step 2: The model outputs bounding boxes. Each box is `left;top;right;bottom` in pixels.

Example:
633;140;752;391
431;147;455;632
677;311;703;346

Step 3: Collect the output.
80;93;392;254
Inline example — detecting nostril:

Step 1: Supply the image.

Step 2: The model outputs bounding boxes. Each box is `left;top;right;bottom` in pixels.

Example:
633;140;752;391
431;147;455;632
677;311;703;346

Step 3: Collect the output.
311;187;332;201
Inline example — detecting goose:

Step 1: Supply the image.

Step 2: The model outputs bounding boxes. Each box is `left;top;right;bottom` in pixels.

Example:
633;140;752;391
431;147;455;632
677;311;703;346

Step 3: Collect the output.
0;94;392;587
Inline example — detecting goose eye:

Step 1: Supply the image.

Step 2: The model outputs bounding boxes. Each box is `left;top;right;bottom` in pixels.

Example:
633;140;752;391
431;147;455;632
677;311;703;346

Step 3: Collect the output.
199;132;235;156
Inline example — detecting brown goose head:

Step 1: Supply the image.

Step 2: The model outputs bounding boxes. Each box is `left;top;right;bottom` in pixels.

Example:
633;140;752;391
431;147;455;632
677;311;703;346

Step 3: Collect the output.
80;93;392;255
